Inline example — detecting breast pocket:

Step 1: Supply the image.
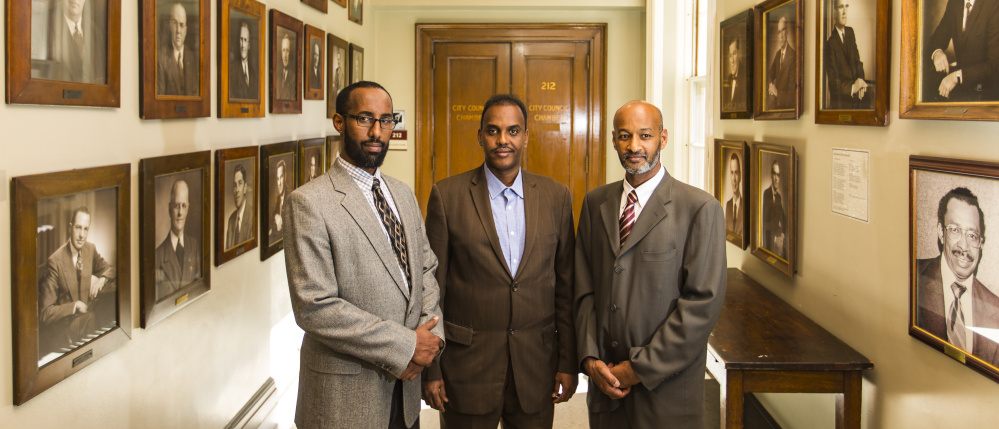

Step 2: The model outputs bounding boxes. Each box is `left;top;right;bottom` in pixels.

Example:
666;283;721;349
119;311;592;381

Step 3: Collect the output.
641;248;677;261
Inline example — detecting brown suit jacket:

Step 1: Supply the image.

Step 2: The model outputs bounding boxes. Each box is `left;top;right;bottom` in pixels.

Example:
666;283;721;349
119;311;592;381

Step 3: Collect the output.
425;166;576;415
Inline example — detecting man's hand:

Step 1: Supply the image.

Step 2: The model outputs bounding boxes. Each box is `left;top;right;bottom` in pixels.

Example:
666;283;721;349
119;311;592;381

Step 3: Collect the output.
852;78;868;100
89;276;107;299
422;379;449;411
584;358;630;400
608;361;641;389
552;372;578;403
274;213;283;232
399;362;424;381
931;50;950;74
73;301;88;315
768;82;779;98
774;233;785;256
412;316;442;366
939;71;960;99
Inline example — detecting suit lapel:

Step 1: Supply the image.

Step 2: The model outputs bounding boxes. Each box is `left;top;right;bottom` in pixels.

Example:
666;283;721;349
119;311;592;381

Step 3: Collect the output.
470;168;512;278
329;164;410;299
516;173;539;279
599;183;624;258
161;241;181;285
620;174;673;256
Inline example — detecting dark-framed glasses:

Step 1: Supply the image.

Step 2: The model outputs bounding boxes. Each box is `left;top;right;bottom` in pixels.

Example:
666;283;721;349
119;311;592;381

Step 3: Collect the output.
344;113;397;130
945;224;983;248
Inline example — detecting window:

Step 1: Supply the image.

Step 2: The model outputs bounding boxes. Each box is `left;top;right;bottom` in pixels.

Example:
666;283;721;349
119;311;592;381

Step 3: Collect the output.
676;0;712;191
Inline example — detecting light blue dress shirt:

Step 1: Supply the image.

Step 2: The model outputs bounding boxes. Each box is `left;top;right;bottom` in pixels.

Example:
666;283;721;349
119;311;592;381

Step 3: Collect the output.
484;165;525;276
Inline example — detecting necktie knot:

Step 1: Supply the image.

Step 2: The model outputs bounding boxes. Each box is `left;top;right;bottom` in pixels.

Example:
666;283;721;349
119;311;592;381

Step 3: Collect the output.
620;191;639;247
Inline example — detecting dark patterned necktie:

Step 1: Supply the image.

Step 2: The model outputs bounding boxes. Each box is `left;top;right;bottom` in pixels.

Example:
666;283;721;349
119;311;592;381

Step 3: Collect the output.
619;191;638;247
372;179;411;287
948;282;968;349
76;251;84;300
176;241;185;266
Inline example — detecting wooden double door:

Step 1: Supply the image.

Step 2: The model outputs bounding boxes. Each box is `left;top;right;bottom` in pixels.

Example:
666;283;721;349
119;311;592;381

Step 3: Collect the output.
415;24;607;218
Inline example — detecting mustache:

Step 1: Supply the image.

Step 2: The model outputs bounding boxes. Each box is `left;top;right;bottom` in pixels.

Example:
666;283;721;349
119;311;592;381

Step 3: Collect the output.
622;150;648;159
361;137;388;147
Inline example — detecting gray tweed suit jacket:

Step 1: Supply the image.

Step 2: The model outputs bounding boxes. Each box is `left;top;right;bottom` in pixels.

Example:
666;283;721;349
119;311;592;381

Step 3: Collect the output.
284;161;444;429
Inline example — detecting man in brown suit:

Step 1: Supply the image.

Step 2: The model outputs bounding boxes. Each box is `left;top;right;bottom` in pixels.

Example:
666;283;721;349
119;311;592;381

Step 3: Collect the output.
423;94;577;428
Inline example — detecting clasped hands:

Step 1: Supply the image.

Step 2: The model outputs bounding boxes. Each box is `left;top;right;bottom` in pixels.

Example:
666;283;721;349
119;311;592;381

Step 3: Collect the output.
931;50;961;98
400;316;443;381
584;357;641;400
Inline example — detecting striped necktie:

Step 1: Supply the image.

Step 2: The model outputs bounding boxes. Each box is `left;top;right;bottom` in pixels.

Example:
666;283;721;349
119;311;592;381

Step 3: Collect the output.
619;190;638;247
372;179;411;287
948;282;968;349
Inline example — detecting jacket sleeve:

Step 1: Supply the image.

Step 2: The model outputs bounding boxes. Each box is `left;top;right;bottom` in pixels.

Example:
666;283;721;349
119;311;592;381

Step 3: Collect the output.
573;194;601;373
629;199;728;390
554;185;578;374
423;183;448;381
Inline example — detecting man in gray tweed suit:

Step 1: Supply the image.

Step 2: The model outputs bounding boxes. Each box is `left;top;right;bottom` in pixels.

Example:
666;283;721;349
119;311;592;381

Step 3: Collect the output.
284;80;444;429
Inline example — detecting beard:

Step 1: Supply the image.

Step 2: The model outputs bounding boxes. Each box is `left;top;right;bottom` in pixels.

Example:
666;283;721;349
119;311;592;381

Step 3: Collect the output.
343;135;389;170
620;148;661;175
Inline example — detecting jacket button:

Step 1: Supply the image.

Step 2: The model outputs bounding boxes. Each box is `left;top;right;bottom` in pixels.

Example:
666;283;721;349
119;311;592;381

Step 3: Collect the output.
614;266;624;274
611;341;619;348
510;329;516;335
610;304;618;311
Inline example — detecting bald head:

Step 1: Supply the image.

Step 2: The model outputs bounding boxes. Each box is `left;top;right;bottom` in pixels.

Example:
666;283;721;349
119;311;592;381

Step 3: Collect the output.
614;101;664;133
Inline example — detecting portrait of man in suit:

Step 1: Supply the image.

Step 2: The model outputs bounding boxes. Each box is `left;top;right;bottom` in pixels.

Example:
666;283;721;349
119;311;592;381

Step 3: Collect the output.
156;2;199;96
766;13;796;110
39;205;117;358
228;16;258;101
32;0;108;84
916;186;999;366
422;94;577;427
268;156;292;244
154;178;202;300
303;149;321;183
284;81;443;429
761;158;788;259
824;0;870;109
276;31;297;101
725;151;745;237
328;43;346;114
308;38;322;91
351;48;363;84
349;0;363;24
722;33;747;112
225;162;254;250
575;101;726;428
924;0;999;101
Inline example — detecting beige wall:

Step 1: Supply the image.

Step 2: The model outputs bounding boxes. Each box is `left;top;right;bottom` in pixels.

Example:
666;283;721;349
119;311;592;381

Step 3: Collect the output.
0;0;372;427
715;0;999;427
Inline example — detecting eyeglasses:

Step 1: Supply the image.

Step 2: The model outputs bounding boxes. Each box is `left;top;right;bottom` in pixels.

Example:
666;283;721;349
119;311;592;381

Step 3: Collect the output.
945;224;983;248
343;113;398;130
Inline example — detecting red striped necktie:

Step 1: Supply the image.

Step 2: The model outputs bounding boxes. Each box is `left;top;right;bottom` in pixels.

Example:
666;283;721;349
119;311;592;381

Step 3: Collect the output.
619;190;638;247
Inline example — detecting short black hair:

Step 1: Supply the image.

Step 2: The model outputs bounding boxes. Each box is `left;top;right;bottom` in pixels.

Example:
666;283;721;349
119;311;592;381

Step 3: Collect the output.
336;81;392;116
480;94;528;130
233;163;247;183
69;206;91;226
937;187;986;242
729;152;740;164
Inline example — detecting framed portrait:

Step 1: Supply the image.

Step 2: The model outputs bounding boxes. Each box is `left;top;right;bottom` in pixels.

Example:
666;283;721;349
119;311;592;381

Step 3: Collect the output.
326;135;341;169
715;139;750;249
139;151;211;328
815;0;891;126
327;34;349;118
720;10;754;119
910;155;999;383
750;142;797;277
348;0;363;25
215;146;258;266
260;141;298;261
754;0;803;120
332;0;346;7
900;0;999;120
299;138;327;185
304;25;325;101
270;9;303;114
6;0;121;107
349;43;364;84
217;0;264;118
139;0;210;119
10;164;131;405
301;0;326;14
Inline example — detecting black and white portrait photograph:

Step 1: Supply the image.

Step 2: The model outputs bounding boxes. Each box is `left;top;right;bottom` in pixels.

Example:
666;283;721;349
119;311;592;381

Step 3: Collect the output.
349;0;363;25
155;0;199;96
921;0;999;103
910;156;999;382
308;37;322;91
720;11;752;118
228;10;259;101
301;146;324;184
821;0;875;110
36;189;118;366
350;43;363;84
267;153;294;246
152;171;203;301
30;0;109;84
751;142;797;277
763;1;797;112
715;139;749;249
327;34;349;117
274;25;297;101
224;157;254;251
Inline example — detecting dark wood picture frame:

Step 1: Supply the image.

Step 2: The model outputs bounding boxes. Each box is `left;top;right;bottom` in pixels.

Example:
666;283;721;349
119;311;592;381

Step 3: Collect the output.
215;146;259;266
720;10;754;120
139;151;211;328
301;0;327;14
900;0;999;121
304;25;325;101
326;135;341;168
715;139;750;249
349;43;364;84
348;0;363;25
260;141;298;261
326;33;349;118
139;0;211;119
269;9;303;114
909;155;999;383
815;0;891;126
332;0;346;8
10;164;132;405
299;137;327;185
754;0;803;120
217;0;265;118
750;141;797;276
6;0;122;107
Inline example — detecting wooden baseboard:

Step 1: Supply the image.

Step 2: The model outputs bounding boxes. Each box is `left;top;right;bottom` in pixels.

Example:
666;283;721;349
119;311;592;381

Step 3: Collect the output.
226;377;278;429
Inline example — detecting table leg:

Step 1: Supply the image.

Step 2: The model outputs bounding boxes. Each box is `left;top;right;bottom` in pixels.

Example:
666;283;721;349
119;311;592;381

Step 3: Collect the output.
725;370;744;429
835;371;862;429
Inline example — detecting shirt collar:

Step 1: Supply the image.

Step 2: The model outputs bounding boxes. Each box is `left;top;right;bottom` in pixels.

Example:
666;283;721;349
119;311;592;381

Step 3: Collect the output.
65;15;82;33
940;256;975;289
623;164;666;207
170;230;184;249
484;165;524;201
337;156;384;188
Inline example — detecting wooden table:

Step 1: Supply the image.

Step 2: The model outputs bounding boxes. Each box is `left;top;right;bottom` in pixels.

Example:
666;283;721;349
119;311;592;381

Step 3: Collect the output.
706;269;874;429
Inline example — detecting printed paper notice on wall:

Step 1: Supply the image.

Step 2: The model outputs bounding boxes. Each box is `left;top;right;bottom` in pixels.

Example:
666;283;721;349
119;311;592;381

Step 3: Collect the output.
831;148;870;222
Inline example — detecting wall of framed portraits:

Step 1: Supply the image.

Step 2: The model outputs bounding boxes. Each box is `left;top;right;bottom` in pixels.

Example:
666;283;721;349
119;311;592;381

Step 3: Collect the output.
0;0;373;426
714;0;999;427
